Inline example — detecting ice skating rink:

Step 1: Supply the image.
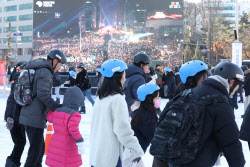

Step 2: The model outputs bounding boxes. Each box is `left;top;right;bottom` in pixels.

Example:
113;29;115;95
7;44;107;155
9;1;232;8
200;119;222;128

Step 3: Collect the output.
0;95;249;167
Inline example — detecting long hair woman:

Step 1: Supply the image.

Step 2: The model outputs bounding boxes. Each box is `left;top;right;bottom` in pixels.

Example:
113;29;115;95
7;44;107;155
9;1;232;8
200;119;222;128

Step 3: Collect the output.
90;59;144;167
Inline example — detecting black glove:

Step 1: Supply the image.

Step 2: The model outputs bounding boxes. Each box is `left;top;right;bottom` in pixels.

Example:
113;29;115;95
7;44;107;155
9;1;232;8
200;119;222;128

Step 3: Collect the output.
6;117;14;130
132;157;141;163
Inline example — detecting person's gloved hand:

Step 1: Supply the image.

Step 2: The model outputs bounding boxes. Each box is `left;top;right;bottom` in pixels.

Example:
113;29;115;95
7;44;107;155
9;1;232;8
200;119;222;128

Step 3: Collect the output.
76;142;84;155
6;117;14;130
132;157;141;163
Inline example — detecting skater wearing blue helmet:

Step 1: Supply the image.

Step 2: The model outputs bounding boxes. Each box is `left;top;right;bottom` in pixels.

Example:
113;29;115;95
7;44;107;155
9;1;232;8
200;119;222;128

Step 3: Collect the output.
90;59;144;167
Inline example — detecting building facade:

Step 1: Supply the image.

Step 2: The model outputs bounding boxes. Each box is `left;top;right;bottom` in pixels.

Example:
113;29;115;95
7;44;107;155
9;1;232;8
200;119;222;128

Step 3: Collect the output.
0;0;33;64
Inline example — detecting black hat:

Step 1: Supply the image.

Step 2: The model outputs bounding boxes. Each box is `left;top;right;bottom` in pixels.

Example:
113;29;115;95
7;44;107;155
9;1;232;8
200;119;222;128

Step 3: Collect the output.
214;62;244;83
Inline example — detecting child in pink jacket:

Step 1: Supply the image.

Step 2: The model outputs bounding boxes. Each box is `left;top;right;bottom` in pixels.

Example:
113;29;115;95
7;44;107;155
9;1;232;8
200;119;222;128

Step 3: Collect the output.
46;87;85;167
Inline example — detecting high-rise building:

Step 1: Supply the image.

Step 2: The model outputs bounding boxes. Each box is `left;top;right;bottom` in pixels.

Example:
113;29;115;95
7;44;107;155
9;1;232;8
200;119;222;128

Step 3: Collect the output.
117;0;126;29
0;0;33;63
84;0;95;31
133;0;147;33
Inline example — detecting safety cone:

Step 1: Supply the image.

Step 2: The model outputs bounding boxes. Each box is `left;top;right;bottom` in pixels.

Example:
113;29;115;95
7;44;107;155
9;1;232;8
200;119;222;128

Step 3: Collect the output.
44;122;54;155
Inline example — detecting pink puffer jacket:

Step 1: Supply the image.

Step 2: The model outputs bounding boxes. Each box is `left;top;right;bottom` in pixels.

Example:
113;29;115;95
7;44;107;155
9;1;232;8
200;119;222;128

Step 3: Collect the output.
45;87;84;167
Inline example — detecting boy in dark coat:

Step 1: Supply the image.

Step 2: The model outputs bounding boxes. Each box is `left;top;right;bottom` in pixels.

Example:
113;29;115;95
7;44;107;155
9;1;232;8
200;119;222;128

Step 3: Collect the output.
4;62;26;167
162;70;176;99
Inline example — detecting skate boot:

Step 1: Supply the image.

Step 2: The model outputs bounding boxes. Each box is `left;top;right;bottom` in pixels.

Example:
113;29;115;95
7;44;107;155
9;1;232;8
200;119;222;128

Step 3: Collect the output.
5;157;19;167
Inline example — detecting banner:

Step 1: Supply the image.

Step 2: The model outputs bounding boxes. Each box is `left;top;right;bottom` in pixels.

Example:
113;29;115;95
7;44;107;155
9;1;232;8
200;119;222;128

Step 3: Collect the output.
232;42;242;67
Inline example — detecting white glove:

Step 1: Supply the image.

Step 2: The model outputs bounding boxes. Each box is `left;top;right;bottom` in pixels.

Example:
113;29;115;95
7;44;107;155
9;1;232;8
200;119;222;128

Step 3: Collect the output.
76;142;84;155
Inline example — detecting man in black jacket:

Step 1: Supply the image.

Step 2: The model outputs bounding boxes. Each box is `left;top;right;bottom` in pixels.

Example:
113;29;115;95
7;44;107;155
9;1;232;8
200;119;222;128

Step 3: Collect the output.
162;68;176;99
52;70;62;103
152;62;245;167
19;49;67;167
76;63;95;114
4;62;26;167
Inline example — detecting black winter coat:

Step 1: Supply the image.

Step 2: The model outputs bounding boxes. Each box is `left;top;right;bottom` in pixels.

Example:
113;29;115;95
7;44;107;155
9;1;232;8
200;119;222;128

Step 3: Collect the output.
4;73;22;122
53;71;62;87
240;104;250;142
243;69;250;96
162;72;176;99
131;105;157;153
76;69;91;91
186;78;245;167
175;73;182;86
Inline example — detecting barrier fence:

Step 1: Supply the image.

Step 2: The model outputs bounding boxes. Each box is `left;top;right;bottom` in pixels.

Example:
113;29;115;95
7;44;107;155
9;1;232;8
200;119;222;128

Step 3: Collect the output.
0;74;99;97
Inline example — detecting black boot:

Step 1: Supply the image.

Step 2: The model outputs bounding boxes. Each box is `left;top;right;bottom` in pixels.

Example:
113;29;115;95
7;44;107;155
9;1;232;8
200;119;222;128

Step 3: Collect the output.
5;157;19;167
79;106;86;114
56;98;60;103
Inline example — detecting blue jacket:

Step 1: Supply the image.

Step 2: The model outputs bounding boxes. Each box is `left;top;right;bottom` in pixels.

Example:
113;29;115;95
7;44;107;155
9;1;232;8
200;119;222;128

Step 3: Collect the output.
124;64;151;110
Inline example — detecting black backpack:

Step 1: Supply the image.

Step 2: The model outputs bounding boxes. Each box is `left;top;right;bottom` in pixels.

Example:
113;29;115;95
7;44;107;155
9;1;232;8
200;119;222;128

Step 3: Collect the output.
14;69;36;106
150;89;229;165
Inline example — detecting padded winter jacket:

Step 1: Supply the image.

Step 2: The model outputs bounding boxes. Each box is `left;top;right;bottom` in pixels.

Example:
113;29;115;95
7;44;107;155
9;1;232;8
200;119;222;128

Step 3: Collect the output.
124;64;150;110
155;69;163;82
45;87;84;167
153;78;245;167
76;69;91;91
186;78;245;167
240;104;250;142
19;59;60;129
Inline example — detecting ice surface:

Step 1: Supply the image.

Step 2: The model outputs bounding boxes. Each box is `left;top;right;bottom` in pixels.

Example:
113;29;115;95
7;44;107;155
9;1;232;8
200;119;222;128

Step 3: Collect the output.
0;95;249;167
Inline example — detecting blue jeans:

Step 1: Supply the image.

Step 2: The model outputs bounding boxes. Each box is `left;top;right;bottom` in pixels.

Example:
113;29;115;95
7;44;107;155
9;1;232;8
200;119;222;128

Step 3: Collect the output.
81;88;95;107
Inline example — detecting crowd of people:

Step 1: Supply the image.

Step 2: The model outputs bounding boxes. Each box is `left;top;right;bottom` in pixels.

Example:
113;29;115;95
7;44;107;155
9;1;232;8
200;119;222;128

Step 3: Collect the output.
33;36;183;72
4;49;250;167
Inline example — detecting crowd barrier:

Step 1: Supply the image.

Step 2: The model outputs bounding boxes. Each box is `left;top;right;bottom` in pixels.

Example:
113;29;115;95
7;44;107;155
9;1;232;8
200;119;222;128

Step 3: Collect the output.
0;74;99;97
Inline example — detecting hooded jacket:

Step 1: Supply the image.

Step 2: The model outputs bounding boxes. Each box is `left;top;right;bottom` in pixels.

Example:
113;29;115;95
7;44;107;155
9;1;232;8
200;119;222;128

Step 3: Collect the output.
124;64;151;110
186;78;245;167
46;87;84;167
19;58;60;129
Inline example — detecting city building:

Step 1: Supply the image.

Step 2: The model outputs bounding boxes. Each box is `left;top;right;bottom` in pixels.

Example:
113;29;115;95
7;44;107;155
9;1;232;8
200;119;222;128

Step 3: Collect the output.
0;0;33;64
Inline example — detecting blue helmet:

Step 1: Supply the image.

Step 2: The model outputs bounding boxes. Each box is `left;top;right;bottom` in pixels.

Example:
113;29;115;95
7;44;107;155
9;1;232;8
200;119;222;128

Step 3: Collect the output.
137;83;160;101
164;67;171;73
180;60;208;84
69;70;76;77
96;68;101;72
101;59;128;78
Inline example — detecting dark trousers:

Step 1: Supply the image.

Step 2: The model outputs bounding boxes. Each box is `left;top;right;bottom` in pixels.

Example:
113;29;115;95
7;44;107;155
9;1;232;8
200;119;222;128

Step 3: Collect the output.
24;126;45;167
8;122;26;166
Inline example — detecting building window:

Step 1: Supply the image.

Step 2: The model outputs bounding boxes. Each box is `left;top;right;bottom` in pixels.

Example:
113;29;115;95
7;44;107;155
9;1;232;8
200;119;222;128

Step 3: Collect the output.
21;36;32;43
19;3;33;10
19;25;32;31
5;0;15;1
0;17;2;23
4;16;17;22
4;5;17;12
0;7;2;13
19;14;32;21
4;37;16;43
4;27;16;33
0;28;2;33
